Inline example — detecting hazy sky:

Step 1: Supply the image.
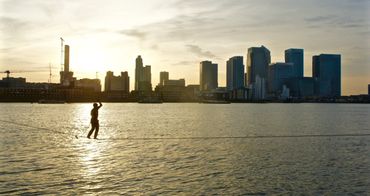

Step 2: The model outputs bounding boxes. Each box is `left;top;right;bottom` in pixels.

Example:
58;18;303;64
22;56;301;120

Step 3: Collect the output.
1;0;369;95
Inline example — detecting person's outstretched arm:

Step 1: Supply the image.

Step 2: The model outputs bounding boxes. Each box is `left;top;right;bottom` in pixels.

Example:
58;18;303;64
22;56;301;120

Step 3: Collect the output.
98;101;103;109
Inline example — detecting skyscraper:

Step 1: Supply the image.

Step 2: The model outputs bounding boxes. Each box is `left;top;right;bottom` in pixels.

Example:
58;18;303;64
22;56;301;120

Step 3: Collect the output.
135;55;143;91
247;46;271;100
313;54;341;97
285;48;304;78
200;61;218;91
247;46;271;85
268;63;294;95
159;71;169;86
134;55;152;92
226;56;244;91
141;65;152;91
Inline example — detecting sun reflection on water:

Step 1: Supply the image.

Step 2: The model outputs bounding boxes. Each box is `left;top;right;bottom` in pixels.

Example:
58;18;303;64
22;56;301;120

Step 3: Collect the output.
79;141;105;177
71;103;109;180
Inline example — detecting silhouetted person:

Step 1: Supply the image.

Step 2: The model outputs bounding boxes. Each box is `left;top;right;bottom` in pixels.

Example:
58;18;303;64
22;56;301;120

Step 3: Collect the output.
87;102;103;139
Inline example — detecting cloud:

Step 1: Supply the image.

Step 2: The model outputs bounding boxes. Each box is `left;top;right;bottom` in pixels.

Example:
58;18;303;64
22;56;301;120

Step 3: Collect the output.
185;44;216;58
119;29;147;40
304;15;367;29
171;60;198;66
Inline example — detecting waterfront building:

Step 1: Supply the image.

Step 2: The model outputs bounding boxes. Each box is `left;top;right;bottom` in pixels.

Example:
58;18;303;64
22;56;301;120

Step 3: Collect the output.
104;71;129;93
134;55;152;92
155;78;186;102
135;55;143;91
268;62;294;96
286;77;315;98
226;56;244;91
75;78;101;92
200;61;218;91
313;54;341;97
285;48;304;78
252;75;266;100
159;71;169;86
247;46;271;100
141;65;152;91
183;85;200;101
0;77;26;88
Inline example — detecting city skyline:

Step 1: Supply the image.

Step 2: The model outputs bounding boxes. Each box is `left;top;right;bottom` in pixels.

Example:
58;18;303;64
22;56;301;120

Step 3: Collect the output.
1;0;369;95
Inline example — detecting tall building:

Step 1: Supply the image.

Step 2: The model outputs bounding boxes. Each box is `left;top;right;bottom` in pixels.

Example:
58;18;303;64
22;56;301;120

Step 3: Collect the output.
60;45;75;86
313;54;341;97
159;71;169;86
268;62;294;95
200;61;218;91
140;65;152;91
105;71;130;93
121;71;130;93
285;48;304;78
247;46;271;100
368;84;370;95
226;56;244;91
134;55;152;92
135;55;143;91
247;46;271;86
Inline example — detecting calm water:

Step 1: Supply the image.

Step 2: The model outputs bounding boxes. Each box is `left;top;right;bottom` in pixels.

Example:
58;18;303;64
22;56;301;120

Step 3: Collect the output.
0;103;369;195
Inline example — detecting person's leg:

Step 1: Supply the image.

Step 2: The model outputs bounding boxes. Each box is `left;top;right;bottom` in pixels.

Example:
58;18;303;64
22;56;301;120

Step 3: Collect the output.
94;124;99;139
87;124;95;138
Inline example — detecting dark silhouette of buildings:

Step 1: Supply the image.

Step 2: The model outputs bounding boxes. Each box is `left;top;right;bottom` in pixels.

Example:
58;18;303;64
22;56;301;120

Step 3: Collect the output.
1;40;356;103
135;55;152;92
247;46;271;100
104;71;130;101
286;77;314;98
155;71;186;102
135;55;143;91
105;71;129;93
75;78;101;92
313;54;341;97
268;62;294;98
200;61;218;91
285;49;304;78
159;71;169;86
226;56;244;91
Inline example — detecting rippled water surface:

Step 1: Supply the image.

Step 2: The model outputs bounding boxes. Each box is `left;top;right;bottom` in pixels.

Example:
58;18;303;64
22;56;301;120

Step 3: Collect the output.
0;103;369;195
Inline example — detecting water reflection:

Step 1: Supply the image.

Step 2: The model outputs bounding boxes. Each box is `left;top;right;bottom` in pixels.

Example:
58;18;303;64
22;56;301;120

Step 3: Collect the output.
79;141;105;177
0;103;369;195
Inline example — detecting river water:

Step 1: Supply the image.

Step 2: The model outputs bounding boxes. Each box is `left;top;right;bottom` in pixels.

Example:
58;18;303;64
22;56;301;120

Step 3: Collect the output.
0;103;369;195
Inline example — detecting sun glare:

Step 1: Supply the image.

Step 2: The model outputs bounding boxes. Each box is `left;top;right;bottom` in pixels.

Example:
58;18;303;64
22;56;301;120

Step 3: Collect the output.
71;42;108;75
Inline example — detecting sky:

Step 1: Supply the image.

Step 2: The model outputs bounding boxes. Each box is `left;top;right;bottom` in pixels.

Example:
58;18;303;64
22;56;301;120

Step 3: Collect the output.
0;0;369;95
